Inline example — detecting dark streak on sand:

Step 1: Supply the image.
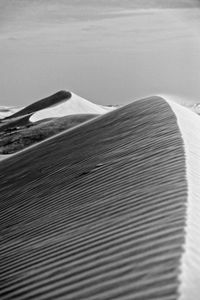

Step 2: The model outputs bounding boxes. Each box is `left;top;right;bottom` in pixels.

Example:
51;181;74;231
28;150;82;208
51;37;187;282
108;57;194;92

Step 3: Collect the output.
4;90;71;120
0;115;32;132
0;97;187;299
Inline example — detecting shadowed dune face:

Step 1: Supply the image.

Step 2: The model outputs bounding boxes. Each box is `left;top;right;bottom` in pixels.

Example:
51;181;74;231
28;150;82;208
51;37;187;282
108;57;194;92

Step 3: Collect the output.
0;91;116;156
0;114;98;154
0;114;32;132
0;107;21;119
0;97;187;299
4;90;72;120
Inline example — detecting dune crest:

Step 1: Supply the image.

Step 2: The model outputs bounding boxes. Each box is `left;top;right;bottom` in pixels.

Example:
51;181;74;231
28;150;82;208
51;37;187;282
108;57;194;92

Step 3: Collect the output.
30;92;115;122
0;106;21;119
165;99;200;300
0;91;116;156
1;91;115;123
4;90;72;120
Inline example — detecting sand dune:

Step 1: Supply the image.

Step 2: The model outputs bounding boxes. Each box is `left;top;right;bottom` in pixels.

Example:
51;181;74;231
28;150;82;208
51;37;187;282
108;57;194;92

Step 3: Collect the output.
1;96;194;299
0;90;71;120
0;106;21;119
0;114;98;155
30;92;115;122
0;114;32;133
192;103;200;115
1;91;115;123
164;99;200;300
0;154;11;161
0;91;116;155
4;91;71;120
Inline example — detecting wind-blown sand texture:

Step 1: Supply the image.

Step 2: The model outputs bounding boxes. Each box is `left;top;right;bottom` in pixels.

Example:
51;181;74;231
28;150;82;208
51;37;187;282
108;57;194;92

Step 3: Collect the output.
0;114;98;154
1;95;199;299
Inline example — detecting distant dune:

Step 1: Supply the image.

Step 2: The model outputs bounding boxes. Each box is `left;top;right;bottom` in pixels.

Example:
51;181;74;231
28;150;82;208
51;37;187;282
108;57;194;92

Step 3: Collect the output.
2;95;199;299
0;106;21;119
1;91;115;123
4;90;72;120
0;91;116;155
29;92;115;122
0;114;98;154
0;114;32;133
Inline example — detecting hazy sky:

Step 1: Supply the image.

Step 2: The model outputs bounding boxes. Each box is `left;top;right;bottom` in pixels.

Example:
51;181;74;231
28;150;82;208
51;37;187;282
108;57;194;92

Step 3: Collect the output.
0;0;200;106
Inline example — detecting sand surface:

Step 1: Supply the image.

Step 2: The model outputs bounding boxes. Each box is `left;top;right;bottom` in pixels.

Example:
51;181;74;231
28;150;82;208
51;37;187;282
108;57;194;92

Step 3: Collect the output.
0;92;115;122
0;97;187;299
166;99;200;299
30;93;115;122
0;107;21;119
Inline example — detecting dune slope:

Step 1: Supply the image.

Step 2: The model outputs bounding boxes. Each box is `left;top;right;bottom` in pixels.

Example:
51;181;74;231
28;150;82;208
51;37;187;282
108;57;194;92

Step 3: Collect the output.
30;92;115;122
0;106;21;119
0;90;112;155
0;115;32;132
0;114;98;154
166;100;200;300
4;91;71;120
0;97;187;299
